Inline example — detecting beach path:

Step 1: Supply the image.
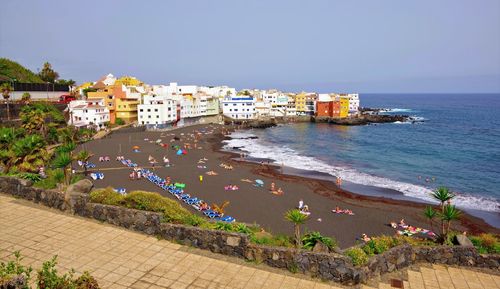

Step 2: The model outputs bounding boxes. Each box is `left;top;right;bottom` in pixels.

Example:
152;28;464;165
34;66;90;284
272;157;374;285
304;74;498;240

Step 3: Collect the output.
0;194;341;289
1;194;498;289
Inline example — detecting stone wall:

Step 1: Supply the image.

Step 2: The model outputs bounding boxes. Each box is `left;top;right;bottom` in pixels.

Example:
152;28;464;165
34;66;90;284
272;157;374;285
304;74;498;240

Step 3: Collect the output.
1;176;498;285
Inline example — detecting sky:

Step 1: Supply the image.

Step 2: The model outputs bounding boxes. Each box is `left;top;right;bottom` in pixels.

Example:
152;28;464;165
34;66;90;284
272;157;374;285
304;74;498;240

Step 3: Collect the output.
1;0;499;93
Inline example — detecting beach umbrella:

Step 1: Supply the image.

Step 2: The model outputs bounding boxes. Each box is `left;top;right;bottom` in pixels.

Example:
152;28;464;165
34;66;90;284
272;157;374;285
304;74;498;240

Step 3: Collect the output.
255;179;264;185
132;146;140;149
176;149;183;155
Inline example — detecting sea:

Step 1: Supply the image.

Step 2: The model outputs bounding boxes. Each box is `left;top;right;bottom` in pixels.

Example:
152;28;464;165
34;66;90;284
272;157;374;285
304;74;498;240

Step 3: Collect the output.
223;94;500;228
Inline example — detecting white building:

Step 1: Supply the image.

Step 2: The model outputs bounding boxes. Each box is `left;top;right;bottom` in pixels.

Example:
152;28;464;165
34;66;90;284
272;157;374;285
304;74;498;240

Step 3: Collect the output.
68;99;110;130
138;94;177;126
222;96;256;120
347;93;360;115
255;101;270;118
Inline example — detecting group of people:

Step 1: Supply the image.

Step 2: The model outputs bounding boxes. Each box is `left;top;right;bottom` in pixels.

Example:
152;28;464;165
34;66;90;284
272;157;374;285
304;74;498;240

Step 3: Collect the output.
224;184;239;191
298;199;311;215
99;156;111;162
270;182;284;196
219;163;233;170
115;156;125;161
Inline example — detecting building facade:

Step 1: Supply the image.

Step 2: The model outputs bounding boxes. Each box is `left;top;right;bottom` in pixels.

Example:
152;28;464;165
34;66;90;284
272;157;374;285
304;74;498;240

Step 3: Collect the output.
222;96;256;120
68;99;110;130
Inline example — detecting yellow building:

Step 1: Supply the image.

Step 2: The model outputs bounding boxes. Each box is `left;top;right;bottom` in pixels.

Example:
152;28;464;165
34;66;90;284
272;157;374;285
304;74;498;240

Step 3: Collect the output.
295;92;306;113
115;98;139;123
115;76;143;87
87;87;116;123
339;97;349;118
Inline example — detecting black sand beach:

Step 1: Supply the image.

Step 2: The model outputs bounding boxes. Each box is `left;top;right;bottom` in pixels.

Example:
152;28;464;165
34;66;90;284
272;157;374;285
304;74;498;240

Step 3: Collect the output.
77;124;499;248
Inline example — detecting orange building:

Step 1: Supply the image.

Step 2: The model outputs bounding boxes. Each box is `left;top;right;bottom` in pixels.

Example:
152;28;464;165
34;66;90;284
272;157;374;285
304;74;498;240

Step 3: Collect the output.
316;101;332;117
315;100;341;117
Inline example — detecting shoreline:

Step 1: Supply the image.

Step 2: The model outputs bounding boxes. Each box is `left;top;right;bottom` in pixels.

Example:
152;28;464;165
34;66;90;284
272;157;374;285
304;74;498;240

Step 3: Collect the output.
213;126;500;235
85;123;499;248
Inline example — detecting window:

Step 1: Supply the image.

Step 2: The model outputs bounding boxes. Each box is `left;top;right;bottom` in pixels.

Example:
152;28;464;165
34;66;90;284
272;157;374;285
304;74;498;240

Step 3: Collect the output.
224;104;228;106
154;109;158;112
148;115;151;118
147;109;151;112
156;115;159;118
140;109;143;112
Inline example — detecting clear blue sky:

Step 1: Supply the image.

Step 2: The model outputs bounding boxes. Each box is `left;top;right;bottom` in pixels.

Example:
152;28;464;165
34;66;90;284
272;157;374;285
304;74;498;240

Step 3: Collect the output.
1;0;499;93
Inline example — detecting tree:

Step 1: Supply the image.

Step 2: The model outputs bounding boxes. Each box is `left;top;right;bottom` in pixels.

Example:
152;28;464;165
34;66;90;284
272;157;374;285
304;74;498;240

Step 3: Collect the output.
21;92;31;104
432;187;454;210
38;62;59;83
429;186;461;244
56;79;76;86
1;82;13;120
440;204;461;242
5;134;49;173
52;152;72;186
423;206;437;234
20;109;47;137
284;209;308;248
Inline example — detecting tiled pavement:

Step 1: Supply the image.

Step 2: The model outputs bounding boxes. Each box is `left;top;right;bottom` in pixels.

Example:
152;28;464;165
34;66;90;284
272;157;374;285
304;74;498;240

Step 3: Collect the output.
0;194;498;289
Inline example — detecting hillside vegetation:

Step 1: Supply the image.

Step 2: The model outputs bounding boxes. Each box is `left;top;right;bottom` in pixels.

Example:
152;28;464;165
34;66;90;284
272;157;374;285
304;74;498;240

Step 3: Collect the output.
0;58;44;83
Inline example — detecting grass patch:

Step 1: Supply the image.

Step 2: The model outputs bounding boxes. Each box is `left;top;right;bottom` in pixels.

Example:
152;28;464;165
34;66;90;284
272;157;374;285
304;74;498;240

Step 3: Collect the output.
470;233;500;254
89;187;192;223
345;247;368;266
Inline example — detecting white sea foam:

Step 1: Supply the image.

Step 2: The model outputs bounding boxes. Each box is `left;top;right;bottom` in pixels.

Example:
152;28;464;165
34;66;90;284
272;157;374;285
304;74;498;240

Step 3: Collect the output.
385;108;414;113
223;133;500;213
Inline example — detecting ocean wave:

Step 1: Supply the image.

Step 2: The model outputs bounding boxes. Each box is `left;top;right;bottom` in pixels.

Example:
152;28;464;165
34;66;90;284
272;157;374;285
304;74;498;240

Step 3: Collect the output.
384;108;414;113
223;134;500;213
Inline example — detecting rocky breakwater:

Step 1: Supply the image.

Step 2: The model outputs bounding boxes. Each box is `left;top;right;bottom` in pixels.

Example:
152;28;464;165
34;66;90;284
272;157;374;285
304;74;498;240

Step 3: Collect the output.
328;114;410;125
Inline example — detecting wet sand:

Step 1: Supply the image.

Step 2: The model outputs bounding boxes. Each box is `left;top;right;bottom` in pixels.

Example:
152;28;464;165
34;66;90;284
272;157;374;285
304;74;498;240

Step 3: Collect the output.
78;124;499;248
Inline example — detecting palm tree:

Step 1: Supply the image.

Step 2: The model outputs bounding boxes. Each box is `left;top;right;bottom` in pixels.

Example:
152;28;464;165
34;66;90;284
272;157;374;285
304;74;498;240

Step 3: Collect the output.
432;187;454;209
21;109;48;137
52;152;72;186
21;92;31;104
439;204;461;243
423;206;437;233
284;209;309;248
431;187;455;242
1;83;13;120
75;150;93;176
7;134;49;173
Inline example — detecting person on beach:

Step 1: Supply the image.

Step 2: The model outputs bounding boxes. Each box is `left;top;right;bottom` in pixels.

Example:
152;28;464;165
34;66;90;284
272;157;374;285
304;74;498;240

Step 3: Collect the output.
163;156;170;167
199;175;203;183
298;199;304;210
361;233;371;242
270;182;275;191
336;177;342;187
166;176;171;185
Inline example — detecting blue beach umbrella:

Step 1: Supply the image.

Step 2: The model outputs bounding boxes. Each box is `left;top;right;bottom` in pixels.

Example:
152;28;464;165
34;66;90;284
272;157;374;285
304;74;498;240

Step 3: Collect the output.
255;179;264;187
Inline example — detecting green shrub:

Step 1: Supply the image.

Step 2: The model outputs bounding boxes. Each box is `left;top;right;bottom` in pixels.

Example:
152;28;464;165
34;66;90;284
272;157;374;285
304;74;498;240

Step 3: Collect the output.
89;188;191;223
250;234;293;248
0;251;32;286
181;214;207;227
33;169;65;189
234;223;252;235
362;235;394;255
89;187;123;205
470;233;500;254
345;247;369;266
37;256;100;289
214;222;234;232
115;118;125;125
18;172;42;182
301;231;337;250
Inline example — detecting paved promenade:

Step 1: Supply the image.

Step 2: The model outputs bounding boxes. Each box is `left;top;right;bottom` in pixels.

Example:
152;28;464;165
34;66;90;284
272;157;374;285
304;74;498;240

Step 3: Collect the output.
0;194;498;289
